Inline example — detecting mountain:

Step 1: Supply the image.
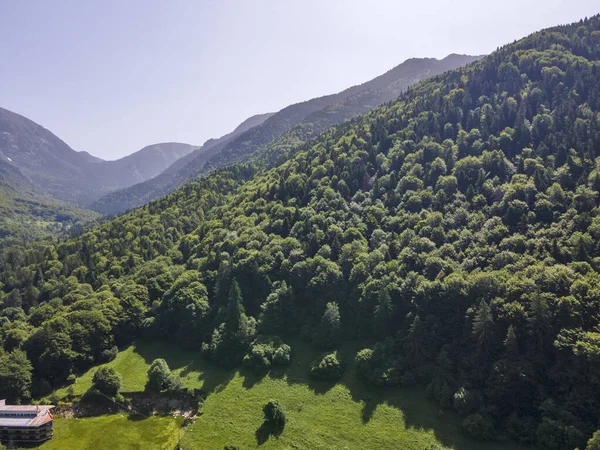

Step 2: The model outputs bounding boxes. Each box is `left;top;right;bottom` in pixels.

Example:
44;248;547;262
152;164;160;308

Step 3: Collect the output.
97;142;198;186
0;159;99;245
2;15;600;449
0;107;197;206
78;151;104;163
0;106;108;205
160;113;275;178
90;54;482;215
89;112;276;214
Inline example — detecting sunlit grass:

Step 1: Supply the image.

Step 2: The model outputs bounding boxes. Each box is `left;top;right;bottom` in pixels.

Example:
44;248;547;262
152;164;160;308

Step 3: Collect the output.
37;415;179;450
50;340;530;450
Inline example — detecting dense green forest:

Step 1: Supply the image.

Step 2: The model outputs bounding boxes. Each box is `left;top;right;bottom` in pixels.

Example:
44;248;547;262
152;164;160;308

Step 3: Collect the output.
90;55;479;215
2;15;600;449
0;160;99;246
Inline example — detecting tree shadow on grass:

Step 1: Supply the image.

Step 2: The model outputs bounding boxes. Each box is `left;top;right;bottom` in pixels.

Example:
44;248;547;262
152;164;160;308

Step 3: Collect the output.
279;339;521;450
255;420;284;446
195;365;235;395
255;421;271;445
240;366;269;390
306;376;338;395
127;413;147;422
360;396;378;424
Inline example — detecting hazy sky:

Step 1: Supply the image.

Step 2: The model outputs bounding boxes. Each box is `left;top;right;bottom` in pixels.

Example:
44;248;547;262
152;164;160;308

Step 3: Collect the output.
1;1;598;160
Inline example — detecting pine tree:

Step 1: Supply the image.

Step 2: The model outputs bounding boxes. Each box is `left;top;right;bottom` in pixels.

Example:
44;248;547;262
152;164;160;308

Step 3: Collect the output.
472;300;494;354
503;325;520;358
226;278;245;332
406;314;425;362
527;292;551;352
373;288;392;337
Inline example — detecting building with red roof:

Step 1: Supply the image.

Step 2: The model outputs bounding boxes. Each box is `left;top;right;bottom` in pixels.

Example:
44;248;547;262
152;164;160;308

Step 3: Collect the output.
0;399;54;444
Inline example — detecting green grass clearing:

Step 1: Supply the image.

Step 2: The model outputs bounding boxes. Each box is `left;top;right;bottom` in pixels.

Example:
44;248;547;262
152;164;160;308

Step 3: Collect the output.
50;340;529;450
55;341;208;397
36;415;179;450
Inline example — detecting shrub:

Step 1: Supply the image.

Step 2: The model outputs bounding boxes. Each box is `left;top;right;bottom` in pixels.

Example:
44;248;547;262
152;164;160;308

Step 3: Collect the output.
355;348;374;379
354;344;405;387
506;413;537;445
146;358;171;391
453;387;481;416
587;430;600;450
309;351;344;380
92;367;122;397
461;413;495;441
167;374;184;392
272;345;291;365
426;374;453;409
242;336;291;370
263;400;286;433
99;345;118;363
536;417;585;450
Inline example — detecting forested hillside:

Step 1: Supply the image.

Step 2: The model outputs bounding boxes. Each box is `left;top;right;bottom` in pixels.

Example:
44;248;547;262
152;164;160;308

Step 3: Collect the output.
0;107;198;206
91;55;480;215
0;159;99;246
2;15;600;449
89;112;276;215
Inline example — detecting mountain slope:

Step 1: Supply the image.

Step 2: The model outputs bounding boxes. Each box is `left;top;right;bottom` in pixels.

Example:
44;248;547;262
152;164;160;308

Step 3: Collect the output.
0;159;99;245
0;107;109;205
98;142;198;186
2;15;600;449
90;54;481;215
0;107;198;206
89;112;275;213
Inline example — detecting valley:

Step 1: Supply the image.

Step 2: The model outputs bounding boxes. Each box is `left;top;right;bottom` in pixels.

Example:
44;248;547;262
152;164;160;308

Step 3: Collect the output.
1;7;600;450
43;341;529;450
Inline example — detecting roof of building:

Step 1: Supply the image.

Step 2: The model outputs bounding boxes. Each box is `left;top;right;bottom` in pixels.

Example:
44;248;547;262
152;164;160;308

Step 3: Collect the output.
0;400;55;428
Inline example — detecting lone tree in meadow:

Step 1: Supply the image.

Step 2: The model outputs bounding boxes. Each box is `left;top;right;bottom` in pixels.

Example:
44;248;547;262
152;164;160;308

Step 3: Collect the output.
92;367;122;397
263;400;287;435
146;358;171;391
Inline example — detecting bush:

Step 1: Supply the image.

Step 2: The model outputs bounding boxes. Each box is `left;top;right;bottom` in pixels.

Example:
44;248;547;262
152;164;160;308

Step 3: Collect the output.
354;344;405;387
461;413;495;441
426;374;453;409
536;417;585;450
355;348;374;379
309;351;344;380
92;367;122;397
167;374;184;392
99;345;118;363
453;387;481;416
146;358;171;391
272;345;291;365
242;336;291;370
506;413;537;445
399;371;416;387
587;430;600;450
263;400;286;433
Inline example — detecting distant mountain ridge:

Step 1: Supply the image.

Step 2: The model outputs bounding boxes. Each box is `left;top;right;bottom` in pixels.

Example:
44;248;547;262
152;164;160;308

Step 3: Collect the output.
0;158;99;245
0;106;198;205
91;53;483;214
89;112;276;213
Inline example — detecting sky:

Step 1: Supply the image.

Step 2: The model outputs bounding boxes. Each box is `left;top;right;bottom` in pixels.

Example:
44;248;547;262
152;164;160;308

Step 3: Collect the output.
0;1;598;160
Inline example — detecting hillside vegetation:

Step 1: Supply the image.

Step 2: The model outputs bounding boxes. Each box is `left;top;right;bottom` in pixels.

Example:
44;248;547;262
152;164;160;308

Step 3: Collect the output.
2;15;600;450
0;106;198;206
51;340;527;450
0;159;99;246
90;55;480;215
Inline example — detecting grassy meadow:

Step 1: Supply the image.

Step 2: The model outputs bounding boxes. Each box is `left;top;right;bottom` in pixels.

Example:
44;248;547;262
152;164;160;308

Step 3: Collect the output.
44;340;529;450
37;415;180;450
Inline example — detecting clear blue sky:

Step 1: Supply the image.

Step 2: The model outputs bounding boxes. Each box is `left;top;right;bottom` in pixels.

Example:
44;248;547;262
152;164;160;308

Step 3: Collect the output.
1;0;597;160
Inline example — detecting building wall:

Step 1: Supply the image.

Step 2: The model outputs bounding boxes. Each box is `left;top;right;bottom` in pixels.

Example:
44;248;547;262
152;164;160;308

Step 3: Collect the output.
0;421;53;443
